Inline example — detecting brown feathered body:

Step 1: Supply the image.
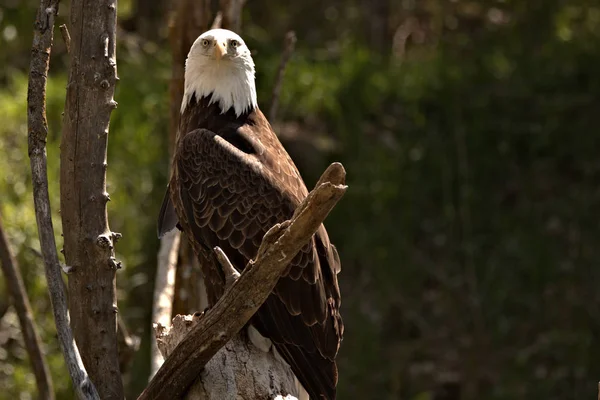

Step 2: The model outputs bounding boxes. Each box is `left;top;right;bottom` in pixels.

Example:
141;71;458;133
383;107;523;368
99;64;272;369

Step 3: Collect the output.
159;94;343;399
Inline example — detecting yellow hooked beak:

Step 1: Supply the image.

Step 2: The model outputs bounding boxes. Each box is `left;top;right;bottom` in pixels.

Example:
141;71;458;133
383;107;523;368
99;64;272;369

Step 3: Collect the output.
214;42;227;61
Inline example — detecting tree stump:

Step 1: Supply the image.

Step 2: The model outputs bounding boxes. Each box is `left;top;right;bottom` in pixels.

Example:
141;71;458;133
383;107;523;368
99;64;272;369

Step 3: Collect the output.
155;315;299;400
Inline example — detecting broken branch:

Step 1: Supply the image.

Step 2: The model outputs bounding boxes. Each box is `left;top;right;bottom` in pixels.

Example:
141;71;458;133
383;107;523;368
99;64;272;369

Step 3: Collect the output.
139;162;347;400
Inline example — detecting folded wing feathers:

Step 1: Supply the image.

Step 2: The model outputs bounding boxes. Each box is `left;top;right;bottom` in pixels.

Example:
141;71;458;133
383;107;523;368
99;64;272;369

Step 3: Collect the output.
174;126;342;400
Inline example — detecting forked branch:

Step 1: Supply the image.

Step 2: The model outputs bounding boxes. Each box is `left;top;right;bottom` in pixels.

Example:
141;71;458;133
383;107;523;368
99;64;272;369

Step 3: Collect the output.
139;162;347;400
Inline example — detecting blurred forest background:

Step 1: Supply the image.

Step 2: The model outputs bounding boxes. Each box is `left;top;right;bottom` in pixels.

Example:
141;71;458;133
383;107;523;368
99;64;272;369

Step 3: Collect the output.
1;0;599;399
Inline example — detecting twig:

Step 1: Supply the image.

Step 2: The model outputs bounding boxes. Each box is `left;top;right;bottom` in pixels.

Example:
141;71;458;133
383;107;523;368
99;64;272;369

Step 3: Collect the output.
0;216;55;400
150;229;181;377
59;24;71;53
269;31;297;121
139;162;347;400
26;0;99;398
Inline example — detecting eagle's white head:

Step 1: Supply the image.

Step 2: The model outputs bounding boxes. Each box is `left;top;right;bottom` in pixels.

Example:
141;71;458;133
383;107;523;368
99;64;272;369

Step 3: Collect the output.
181;29;258;117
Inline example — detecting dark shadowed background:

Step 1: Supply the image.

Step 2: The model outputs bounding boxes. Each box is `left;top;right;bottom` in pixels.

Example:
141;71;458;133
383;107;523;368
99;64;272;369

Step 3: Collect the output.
1;0;599;399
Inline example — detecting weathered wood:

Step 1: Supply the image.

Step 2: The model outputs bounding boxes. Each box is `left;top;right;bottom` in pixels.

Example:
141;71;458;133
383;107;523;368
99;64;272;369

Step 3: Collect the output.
59;0;122;398
139;162;347;400
0;216;55;400
154;315;298;400
26;0;99;398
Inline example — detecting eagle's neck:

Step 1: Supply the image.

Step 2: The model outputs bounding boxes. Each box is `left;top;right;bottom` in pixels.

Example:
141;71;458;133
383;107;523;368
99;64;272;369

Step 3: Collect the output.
181;55;257;117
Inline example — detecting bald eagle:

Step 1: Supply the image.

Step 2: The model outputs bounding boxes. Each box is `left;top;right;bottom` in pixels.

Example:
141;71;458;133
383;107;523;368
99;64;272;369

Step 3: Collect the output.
158;29;343;400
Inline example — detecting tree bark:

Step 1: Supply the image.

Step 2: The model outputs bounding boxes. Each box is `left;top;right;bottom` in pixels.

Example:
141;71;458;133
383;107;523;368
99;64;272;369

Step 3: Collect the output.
59;0;122;398
139;163;347;400
154;315;298;400
0;216;55;400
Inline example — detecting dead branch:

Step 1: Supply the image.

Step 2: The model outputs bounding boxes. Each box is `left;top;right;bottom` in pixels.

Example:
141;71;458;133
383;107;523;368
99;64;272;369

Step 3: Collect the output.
139;162;347;400
269;31;297;121
26;0;99;398
151;229;181;377
59;0;122;398
0;216;54;399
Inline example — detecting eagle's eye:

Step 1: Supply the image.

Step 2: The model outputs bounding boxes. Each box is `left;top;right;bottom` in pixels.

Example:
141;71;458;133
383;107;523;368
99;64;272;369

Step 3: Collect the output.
201;39;210;47
230;39;239;48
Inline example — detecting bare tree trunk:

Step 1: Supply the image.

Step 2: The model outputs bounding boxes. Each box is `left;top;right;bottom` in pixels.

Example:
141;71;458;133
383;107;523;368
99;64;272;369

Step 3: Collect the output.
60;0;122;398
27;1;99;398
150;230;180;377
0;216;54;400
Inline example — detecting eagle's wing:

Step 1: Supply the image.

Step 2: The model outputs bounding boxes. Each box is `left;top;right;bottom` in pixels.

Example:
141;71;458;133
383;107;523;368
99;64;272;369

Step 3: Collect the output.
173;127;343;399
